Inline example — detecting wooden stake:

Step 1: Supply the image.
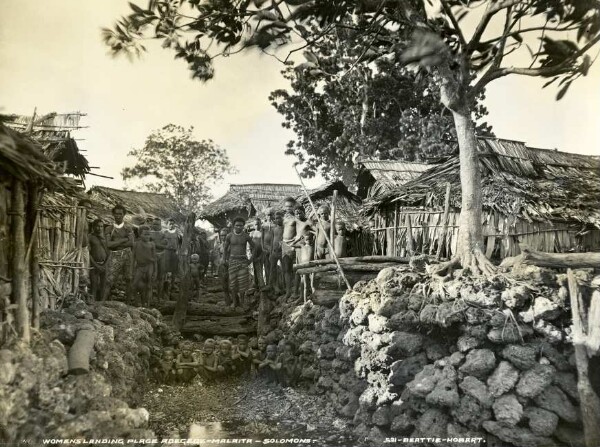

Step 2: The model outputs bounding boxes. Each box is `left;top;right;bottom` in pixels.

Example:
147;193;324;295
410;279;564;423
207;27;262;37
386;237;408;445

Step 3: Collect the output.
330;190;338;248
11;180;30;343
567;269;600;447
405;213;414;256
393;205;398;257
436;182;451;259
293;166;351;292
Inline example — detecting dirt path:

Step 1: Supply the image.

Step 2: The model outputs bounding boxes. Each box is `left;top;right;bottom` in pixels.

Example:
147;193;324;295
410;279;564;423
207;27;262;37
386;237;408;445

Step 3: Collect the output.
140;275;359;447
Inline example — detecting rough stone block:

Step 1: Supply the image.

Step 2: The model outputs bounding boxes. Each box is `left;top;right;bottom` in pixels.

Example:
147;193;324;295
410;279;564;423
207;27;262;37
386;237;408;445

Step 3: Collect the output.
372;405;391;427
415;408;448;437
501;345;537;371
516;365;555;398
459;376;492;408
482;421;554;447
525;407;559;437
533;385;578;423
457;335;481;353
451;395;491;430
425;378;460;408
487;361;520;397
367;314;389;334
388;353;428;388
459;349;496;379
387;332;424;357
492;393;523;426
553;371;579;401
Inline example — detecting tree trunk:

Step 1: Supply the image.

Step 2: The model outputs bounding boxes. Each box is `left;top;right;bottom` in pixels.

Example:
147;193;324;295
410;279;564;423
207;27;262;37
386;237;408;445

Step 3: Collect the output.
431;103;494;276
11;180;30;343
172;213;196;330
501;248;600;269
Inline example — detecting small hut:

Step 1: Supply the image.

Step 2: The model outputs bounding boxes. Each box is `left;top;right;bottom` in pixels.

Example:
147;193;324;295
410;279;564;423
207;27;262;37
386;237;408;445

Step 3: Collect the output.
0;123;85;343
87;186;183;225
363;137;600;259
200;183;302;228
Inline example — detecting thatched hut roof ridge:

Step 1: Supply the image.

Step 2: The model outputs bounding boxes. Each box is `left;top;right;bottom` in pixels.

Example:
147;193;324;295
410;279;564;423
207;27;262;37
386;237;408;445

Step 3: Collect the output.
87;186;183;222
365;137;600;227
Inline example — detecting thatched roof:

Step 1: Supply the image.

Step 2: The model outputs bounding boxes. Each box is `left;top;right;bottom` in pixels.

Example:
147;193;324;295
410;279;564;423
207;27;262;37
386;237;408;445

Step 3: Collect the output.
87;186;183;223
296;180;366;229
0;123;79;189
200;183;302;228
356;159;432;198
365;137;600;227
3;113;90;178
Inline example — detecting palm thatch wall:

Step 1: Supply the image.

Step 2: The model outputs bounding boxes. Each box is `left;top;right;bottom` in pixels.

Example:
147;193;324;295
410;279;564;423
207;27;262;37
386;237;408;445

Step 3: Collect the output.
356;159;432;199
87;186;183;224
364;137;600;259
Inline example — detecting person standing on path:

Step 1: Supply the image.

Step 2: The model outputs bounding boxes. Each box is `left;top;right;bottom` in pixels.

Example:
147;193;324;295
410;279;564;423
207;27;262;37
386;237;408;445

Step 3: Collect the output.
224;217;254;308
149;218;167;301
162;218;181;298
281;197;298;299
104;204;134;301
214;227;231;304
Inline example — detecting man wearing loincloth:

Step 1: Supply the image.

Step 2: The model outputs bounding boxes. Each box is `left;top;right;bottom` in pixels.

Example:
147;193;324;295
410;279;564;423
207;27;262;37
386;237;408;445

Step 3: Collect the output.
224;217;254;308
104;204;134;301
162;218;181;298
149;218;167;300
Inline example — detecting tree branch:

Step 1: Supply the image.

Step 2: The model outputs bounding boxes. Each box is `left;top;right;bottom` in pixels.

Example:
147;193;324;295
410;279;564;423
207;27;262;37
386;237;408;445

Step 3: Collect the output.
467;0;521;52
439;0;467;50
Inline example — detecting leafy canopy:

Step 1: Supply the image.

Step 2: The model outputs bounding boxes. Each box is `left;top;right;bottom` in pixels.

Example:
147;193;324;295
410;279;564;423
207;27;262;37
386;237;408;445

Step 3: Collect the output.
122;124;235;213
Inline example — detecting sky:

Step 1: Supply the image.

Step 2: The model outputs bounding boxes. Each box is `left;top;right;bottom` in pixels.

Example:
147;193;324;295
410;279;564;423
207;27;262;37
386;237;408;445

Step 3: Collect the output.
1;1;599;201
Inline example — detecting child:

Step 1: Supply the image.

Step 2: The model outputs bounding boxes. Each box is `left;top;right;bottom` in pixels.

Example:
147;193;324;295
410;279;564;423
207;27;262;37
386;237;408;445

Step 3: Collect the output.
258;344;282;384
278;341;301;387
250;218;265;289
268;212;284;295
198;339;219;380
189;253;205;300
132;226;157;307
233;334;253;373
224;217;254;308
88;219;111;302
314;205;332;260
334;221;348;258
251;336;267;375
216;339;236;375
155;347;176;383
175;342;198;384
297;228;315;301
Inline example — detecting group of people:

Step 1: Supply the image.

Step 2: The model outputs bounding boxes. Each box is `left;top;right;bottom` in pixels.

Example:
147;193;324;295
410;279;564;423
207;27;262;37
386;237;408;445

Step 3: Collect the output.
154;335;301;386
212;196;349;306
86;204;211;306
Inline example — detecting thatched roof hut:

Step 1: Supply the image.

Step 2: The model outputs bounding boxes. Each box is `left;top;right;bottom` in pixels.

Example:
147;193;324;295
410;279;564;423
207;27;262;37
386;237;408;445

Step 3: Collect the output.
364;137;600;259
296;180;365;229
87;186;183;224
3;113;90;178
200;183;302;228
356;159;432;199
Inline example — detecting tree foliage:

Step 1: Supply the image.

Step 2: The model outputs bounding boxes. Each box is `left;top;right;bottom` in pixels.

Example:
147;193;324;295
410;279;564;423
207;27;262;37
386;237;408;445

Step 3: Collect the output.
269;24;492;183
122;124;235;213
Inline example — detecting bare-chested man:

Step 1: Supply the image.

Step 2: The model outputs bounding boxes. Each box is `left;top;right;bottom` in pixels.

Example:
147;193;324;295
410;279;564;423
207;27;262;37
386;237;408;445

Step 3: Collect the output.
268;212;284;294
291;205;312;298
280;197;297;298
261;209;275;285
315;204;332;260
224;217;255;307
250;217;265;289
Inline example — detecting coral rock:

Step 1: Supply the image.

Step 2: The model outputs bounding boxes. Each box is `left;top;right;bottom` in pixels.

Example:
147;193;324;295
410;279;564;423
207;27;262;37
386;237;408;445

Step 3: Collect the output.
487;361;520;397
501;345;537;371
533;385;578;423
525;407;559;437
482;421;554;447
459;376;492;408
516;365;555;398
459;349;496;379
492;394;523;426
425;378;460;408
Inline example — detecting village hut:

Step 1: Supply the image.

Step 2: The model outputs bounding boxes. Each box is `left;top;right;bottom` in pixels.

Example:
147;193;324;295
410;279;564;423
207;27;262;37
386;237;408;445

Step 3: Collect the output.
87;186;183;225
356;159;432;199
4;112;90;179
200;183;302;229
363;137;600;259
0;123;86;343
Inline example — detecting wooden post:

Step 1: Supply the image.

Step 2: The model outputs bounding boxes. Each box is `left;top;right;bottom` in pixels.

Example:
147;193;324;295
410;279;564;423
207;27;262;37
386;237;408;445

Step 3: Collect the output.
405;213;414;256
436;182;451;259
330;190;338;247
11;180;30;343
567;269;600;447
173;213;196;330
393;205;399;256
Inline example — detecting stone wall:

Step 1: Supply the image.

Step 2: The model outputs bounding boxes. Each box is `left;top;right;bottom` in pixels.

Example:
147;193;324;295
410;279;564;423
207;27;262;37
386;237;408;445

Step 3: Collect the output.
270;264;593;447
0;300;175;443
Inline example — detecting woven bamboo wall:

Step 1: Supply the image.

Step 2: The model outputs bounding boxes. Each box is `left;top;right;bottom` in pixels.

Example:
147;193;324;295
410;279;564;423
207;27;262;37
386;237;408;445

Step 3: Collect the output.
372;205;600;259
36;197;86;308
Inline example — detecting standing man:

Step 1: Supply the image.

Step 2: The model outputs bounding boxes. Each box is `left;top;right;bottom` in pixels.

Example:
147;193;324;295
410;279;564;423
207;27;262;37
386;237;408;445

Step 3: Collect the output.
224;217;254;308
261;209;275;286
163;218;181;298
149;218;167;301
280;197;298;298
214;227;231;305
104;204;134;301
315;205;332;260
